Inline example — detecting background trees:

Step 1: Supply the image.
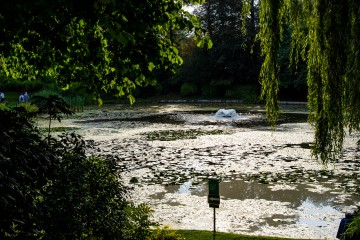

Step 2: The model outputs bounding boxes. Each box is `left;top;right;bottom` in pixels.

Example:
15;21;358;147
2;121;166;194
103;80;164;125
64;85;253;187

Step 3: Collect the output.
0;0;208;104
170;0;307;101
171;0;262;99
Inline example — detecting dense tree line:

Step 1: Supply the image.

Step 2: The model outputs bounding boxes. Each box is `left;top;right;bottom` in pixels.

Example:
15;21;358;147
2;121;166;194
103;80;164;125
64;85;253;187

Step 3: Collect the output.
159;0;307;101
167;0;262;100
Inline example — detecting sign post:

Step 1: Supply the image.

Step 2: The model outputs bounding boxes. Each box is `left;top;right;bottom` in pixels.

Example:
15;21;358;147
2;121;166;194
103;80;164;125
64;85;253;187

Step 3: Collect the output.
208;179;220;240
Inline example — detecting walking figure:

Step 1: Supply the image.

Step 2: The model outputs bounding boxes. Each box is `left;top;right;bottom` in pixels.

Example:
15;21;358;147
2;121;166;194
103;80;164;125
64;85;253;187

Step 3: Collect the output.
24;92;29;102
0;92;5;103
19;93;24;103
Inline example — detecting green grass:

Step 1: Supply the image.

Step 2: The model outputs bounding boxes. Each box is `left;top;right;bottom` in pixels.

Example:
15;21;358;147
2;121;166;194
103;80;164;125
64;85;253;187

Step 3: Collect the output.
176;230;316;240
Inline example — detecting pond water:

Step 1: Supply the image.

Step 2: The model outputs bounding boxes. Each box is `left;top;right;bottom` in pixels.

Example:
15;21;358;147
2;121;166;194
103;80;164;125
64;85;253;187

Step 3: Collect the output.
36;103;360;240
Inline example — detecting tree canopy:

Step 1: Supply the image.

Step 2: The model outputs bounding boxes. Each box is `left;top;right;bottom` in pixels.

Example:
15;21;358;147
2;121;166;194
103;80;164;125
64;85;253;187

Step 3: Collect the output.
0;0;209;104
254;0;360;163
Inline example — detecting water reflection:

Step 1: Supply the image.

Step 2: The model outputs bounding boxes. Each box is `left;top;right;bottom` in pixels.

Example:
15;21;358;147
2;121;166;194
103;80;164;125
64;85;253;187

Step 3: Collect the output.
166;179;360;207
162;178;360;229
298;199;338;228
220;179;337;208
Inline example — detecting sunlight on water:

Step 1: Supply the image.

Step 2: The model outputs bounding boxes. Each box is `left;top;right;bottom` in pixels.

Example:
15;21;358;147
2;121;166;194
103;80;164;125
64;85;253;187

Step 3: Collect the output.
163;178;360;232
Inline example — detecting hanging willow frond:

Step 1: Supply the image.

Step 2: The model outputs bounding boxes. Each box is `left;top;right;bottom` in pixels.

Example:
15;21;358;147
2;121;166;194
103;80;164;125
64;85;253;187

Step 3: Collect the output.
256;0;360;164
258;0;286;126
307;0;348;163
345;1;360;134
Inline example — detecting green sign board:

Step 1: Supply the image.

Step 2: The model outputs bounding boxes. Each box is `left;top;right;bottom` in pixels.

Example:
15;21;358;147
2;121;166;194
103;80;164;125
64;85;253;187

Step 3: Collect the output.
208;179;219;195
208;179;220;208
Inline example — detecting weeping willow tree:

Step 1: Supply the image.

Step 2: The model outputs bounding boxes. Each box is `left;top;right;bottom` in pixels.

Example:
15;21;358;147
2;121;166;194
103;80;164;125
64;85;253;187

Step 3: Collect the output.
246;0;360;164
251;0;360;236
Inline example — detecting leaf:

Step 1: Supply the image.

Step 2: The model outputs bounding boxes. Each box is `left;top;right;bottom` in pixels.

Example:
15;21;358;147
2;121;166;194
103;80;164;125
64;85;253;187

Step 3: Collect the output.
148;62;155;72
196;39;204;48
97;98;103;106
207;39;213;49
61;84;70;91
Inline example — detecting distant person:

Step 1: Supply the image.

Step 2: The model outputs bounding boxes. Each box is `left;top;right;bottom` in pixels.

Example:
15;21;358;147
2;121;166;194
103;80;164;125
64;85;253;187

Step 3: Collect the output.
19;93;24;103
0;92;5;103
24;92;29;103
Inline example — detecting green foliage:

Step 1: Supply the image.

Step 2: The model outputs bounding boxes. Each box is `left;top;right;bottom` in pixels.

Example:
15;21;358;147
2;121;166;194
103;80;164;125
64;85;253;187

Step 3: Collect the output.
175;0;261;98
149;226;184;240
33;89;60;98
0;0;208;105
201;84;219;97
0;75;45;92
0;108;55;239
62;81;95;107
142;129;224;141
304;1;348;163
257;0;284;126
62;95;85;112
345;215;360;239
123;203;157;240
0;108;158;239
180;82;198;97
176;229;307;240
172;45;212;95
42;133;130;240
35;88;87;112
254;0;360;163
16;103;39;114
32;95;74;138
225;85;259;103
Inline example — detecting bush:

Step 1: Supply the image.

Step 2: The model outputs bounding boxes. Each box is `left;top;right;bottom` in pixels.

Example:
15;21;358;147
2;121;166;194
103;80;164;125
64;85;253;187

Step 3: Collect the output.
225;85;259;103
62;95;85;112
0;108;157;240
43;133;157;240
150;226;184;240
0;108;55;239
0;75;57;92
180;83;198;97
33;89;60;98
345;215;360;239
41;133;129;239
201;84;220;97
16;103;39;113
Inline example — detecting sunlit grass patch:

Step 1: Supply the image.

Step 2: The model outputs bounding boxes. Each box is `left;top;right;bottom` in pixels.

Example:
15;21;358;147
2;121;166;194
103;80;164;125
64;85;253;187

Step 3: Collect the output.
176;229;313;240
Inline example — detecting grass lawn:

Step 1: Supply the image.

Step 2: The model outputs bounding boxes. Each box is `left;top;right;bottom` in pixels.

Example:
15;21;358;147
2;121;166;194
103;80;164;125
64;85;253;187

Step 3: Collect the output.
176;230;317;240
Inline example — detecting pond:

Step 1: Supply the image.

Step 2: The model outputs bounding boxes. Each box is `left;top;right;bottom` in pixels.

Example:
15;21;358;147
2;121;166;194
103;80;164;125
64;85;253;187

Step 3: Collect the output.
37;103;360;240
